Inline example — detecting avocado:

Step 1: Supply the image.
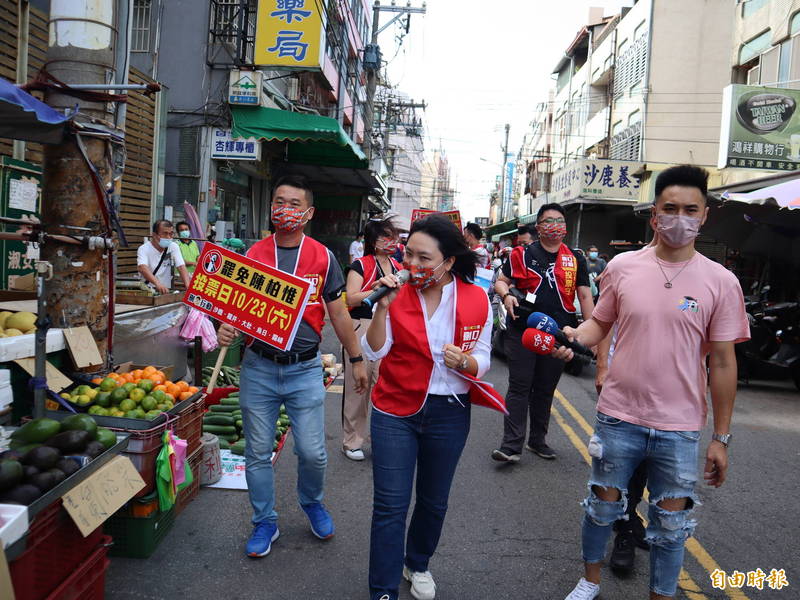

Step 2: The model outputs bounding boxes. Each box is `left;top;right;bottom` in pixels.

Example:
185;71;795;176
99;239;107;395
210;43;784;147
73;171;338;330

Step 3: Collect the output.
29;471;56;492
46;468;66;487
56;457;81;477
0;483;41;505
94;428;117;450
21;446;61;470
21;464;39;481
0;460;23;492
59;413;98;437
10;418;61;444
45;430;91;453
83;441;106;459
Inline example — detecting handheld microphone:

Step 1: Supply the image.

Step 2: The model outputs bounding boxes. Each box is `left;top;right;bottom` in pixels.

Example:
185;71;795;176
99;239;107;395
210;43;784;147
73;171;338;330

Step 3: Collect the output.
521;328;557;355
527;312;594;358
362;269;410;309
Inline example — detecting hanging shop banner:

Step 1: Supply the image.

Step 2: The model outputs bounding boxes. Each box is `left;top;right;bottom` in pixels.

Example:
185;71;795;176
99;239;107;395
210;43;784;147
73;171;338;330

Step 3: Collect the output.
719;84;800;171
228;70;263;105
410;209;462;228
183;243;312;351
210;128;261;161
550;159;642;205
0;158;41;290
254;0;326;69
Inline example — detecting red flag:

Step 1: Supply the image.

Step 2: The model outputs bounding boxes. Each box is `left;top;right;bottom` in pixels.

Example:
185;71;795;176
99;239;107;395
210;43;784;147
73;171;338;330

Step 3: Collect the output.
453;371;508;415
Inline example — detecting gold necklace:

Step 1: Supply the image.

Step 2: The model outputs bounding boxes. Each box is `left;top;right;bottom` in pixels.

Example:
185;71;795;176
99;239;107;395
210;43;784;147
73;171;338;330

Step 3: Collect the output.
654;253;695;289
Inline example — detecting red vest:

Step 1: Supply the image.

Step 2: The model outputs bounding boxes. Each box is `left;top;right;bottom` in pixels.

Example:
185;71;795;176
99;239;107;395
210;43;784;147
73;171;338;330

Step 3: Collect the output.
371;278;489;417
247;235;330;337
354;254;403;292
509;243;578;313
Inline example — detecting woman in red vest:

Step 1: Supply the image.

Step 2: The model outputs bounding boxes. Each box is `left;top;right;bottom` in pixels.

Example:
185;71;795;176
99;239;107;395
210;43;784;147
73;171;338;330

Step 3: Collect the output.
342;217;402;461
362;214;493;600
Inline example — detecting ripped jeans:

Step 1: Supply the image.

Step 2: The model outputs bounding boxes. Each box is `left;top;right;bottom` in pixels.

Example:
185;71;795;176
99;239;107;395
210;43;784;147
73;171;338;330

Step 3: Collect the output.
582;412;700;597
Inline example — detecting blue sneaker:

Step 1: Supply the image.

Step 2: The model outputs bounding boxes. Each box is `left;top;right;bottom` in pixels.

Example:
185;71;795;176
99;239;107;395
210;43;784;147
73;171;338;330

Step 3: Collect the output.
246;521;279;558
301;503;335;539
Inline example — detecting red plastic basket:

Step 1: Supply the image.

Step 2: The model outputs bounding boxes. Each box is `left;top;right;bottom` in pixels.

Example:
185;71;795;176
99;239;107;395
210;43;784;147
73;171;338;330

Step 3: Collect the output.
202;386;238;409
10;501;104;600
175;447;202;515
43;536;111;600
175;395;205;455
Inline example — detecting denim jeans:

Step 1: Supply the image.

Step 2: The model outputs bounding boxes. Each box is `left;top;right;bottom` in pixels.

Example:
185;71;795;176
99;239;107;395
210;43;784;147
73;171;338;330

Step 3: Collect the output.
582;412;700;597
369;395;471;600
238;348;327;524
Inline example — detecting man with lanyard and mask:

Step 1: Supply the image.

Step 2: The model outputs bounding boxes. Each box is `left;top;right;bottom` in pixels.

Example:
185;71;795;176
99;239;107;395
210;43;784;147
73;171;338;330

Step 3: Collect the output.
492;203;594;463
217;175;368;559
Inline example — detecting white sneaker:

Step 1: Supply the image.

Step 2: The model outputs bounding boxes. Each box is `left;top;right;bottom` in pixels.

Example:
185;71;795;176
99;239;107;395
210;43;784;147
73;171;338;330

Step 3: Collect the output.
403;567;436;600
343;448;365;461
564;577;600;600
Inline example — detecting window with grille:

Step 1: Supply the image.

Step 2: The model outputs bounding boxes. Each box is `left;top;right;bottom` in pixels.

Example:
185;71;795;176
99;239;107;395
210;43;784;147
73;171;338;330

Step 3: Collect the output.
610;121;642;161
614;34;648;97
132;0;151;53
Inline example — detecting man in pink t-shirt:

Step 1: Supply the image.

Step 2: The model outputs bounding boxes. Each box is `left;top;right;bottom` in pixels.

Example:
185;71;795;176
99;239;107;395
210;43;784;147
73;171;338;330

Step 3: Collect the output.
558;165;749;600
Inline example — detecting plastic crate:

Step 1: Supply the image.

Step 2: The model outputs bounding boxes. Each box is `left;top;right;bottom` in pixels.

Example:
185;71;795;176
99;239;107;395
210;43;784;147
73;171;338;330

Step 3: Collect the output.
175;447;202;515
10;501;104;600
108;419;173;498
44;536;111;600
175;394;204;455
118;490;159;519
104;506;176;559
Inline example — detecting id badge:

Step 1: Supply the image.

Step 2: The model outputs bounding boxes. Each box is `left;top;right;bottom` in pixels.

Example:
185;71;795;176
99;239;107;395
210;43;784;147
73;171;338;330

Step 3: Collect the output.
526;292;537;304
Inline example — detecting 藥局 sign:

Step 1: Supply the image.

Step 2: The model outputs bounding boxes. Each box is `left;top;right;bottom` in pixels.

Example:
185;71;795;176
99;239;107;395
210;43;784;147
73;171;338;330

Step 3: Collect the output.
719;84;800;171
550;159;642;205
254;0;326;69
210;128;261;161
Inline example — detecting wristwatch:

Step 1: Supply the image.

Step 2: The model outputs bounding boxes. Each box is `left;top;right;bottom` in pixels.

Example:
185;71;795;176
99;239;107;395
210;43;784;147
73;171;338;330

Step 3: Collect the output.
712;433;732;447
459;356;469;370
349;355;364;364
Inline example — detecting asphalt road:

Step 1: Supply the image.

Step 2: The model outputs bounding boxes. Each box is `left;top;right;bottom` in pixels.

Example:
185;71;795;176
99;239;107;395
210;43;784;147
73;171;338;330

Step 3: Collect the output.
106;327;799;600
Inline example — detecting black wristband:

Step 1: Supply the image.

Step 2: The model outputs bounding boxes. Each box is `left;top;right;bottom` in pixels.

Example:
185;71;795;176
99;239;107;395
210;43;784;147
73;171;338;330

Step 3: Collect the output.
348;355;364;364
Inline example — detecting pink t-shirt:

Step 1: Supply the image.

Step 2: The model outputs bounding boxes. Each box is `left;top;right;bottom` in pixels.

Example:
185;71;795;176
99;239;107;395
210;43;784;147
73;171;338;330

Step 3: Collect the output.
593;247;750;431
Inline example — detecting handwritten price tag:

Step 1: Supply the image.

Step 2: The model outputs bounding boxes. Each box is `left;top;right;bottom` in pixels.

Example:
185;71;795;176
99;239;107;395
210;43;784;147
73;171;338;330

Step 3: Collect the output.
61;455;145;536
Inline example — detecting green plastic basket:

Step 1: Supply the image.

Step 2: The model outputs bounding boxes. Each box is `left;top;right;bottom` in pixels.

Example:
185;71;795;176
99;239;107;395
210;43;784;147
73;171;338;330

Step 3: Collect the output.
104;506;176;558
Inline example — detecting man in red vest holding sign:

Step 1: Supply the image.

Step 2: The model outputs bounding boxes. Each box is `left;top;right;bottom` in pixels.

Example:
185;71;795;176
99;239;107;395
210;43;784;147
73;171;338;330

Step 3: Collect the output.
217;176;367;559
492;203;594;463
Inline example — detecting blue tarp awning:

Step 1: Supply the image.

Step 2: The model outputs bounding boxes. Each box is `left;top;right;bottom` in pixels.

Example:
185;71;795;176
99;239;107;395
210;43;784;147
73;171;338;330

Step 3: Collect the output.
0;77;72;144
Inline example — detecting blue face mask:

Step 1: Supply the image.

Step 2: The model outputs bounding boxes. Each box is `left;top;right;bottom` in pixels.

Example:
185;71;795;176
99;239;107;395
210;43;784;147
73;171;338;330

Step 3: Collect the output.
589;251;598;260
158;238;172;249
178;230;191;239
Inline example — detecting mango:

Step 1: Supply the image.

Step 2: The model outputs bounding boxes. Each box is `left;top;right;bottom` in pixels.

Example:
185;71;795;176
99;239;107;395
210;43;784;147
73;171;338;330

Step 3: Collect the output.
5;312;36;332
0;311;12;329
4;329;23;337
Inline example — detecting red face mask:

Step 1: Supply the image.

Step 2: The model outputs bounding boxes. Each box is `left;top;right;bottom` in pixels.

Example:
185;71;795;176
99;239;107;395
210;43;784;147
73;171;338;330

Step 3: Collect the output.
376;238;398;255
538;222;567;242
403;260;445;289
271;205;309;232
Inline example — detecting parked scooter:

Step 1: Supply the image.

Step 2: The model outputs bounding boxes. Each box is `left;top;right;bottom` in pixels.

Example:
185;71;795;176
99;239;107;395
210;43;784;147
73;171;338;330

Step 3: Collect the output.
736;285;800;390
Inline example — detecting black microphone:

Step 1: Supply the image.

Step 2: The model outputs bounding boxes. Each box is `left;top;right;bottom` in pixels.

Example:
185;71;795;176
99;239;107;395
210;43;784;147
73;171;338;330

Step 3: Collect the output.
527;312;594;358
362;270;410;309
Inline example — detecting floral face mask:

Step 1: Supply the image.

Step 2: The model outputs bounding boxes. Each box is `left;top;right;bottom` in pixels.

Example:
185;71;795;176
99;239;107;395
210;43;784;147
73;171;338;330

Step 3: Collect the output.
404;260;445;289
271;205;310;232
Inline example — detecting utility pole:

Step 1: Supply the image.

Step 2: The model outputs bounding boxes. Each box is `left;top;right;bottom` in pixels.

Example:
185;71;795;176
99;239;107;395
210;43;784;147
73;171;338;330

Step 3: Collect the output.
363;1;426;162
499;123;510;221
41;1;117;363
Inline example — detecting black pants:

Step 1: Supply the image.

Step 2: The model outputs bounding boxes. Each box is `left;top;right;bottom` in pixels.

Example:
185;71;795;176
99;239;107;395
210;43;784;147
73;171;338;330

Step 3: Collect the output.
613;460;648;533
500;325;565;453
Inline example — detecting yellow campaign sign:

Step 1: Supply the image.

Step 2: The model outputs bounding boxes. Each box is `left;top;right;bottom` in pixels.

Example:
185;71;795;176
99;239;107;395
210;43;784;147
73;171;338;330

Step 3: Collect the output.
254;0;325;69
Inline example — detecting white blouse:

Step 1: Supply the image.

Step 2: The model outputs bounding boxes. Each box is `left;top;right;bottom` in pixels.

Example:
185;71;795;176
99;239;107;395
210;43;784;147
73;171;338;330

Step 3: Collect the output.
362;280;493;396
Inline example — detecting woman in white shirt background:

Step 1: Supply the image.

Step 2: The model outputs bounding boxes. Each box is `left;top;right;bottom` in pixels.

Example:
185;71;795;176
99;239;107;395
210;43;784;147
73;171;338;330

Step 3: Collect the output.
362;215;492;600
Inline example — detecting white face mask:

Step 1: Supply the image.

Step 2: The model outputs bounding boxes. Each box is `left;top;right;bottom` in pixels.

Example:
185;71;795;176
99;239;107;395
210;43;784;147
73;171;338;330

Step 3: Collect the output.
158;237;172;249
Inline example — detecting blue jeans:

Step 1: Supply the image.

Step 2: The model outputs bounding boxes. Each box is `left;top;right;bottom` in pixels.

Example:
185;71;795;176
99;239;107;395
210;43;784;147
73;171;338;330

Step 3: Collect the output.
369;395;471;600
238;348;327;524
582;412;701;597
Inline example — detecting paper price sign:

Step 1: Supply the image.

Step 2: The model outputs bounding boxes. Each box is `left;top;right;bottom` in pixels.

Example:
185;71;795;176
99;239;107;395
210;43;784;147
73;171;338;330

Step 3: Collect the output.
410;209;462;229
182;243;312;351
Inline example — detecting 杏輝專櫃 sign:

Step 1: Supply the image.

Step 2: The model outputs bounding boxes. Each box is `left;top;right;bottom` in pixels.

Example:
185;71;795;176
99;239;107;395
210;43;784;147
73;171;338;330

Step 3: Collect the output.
183;243;312;351
229;70;263;105
549;159;642;205
210;128;261;161
254;0;326;69
719;84;800;171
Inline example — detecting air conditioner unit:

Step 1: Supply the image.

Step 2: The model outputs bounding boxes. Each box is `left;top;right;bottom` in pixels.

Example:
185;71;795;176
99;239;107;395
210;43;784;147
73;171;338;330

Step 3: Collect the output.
286;78;300;101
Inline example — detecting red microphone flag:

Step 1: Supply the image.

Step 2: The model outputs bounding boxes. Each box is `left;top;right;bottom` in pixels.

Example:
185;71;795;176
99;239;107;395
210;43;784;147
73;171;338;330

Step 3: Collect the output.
521;328;556;355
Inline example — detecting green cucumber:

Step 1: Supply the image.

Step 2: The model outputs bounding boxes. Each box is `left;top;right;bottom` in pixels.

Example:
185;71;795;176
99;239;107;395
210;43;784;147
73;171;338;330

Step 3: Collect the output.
222;433;239;443
203;415;235;426
218;438;231;450
203;424;236;435
209;404;239;413
220;397;240;406
230;440;246;456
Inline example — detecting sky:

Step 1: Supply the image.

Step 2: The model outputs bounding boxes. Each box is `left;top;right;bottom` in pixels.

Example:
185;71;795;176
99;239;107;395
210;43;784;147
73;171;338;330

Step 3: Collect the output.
380;0;633;222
